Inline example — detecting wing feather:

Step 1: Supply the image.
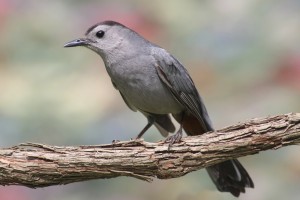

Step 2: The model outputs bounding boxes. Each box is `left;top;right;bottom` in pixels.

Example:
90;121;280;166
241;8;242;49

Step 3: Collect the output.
153;49;213;131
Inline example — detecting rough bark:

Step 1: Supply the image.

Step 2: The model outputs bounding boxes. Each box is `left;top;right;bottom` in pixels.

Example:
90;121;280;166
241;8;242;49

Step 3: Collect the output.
0;113;300;188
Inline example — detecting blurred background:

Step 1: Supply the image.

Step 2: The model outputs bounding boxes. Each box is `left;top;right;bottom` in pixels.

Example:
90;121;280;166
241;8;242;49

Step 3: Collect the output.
0;0;300;199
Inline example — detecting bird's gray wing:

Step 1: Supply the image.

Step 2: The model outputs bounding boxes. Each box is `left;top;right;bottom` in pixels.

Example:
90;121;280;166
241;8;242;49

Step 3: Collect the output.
152;49;213;131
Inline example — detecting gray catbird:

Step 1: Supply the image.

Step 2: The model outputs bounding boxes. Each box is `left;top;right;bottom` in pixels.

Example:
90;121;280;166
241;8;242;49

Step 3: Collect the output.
64;21;254;197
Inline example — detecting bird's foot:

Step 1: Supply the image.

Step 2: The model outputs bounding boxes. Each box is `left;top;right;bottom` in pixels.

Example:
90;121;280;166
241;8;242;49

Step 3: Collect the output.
111;139;120;144
164;131;182;150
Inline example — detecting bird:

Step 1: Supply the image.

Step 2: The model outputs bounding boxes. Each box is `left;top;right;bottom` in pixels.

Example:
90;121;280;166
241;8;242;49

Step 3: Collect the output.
64;20;254;197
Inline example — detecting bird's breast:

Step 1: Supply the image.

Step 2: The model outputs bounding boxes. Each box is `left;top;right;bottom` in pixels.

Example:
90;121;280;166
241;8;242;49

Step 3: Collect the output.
106;57;183;114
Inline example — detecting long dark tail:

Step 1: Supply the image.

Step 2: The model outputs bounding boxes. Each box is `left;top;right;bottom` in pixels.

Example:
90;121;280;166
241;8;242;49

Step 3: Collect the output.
206;159;254;197
174;112;254;197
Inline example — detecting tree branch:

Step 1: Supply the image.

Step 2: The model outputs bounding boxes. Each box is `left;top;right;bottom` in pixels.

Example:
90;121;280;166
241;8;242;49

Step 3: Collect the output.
0;113;300;187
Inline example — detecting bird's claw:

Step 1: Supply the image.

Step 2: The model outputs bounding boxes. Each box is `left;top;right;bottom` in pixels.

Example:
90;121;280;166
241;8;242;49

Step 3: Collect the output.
164;131;182;150
111;139;120;144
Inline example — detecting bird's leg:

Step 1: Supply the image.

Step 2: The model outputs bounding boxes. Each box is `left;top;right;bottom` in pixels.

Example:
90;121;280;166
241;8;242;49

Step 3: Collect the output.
136;117;155;139
165;124;183;144
165;112;184;148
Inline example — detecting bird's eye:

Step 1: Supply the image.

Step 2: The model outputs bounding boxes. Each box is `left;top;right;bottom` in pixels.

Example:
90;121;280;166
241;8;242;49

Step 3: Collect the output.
96;30;105;38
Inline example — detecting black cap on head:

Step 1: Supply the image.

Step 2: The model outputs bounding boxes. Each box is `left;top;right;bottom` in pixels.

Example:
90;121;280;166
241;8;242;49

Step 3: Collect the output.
85;21;125;36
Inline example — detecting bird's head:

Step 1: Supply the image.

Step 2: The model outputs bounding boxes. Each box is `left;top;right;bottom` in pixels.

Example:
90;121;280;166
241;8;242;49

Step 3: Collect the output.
64;21;145;59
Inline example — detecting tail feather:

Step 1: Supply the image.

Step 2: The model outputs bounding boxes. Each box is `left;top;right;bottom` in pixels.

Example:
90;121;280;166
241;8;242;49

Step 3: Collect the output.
153;114;175;137
206;159;254;197
173;111;254;197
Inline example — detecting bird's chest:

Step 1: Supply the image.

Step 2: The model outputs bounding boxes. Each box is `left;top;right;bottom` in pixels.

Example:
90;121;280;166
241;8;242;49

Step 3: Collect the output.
106;59;182;114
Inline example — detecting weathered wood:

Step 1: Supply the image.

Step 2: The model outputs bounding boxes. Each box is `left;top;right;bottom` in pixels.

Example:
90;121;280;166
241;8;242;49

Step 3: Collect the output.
0;113;300;188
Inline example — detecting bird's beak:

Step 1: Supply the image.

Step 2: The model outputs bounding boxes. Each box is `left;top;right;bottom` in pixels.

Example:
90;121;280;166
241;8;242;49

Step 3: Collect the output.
64;38;89;47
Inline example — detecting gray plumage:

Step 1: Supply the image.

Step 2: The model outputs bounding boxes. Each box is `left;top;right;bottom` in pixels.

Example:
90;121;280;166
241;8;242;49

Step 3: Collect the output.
64;20;254;197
